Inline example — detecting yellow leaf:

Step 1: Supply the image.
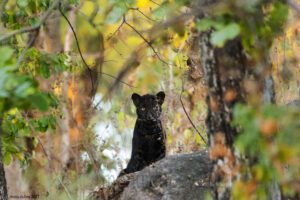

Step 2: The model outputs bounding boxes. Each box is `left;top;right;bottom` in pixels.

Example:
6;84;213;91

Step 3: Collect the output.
285;27;293;43
137;0;151;9
8;108;18;115
15;153;24;161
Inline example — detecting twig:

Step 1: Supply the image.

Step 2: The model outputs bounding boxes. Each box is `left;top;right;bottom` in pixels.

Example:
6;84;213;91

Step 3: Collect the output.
147;11;195;39
106;44;142;93
128;7;157;22
16;29;39;67
180;80;208;145
107;16;126;41
36;137;51;161
22;112;72;198
0;0;61;42
150;0;161;6
58;3;95;96
124;17;169;66
100;72;135;88
59;7;134;94
89;1;99;25
56;176;73;200
123;0;156;22
39;135;73;200
93;44;144;110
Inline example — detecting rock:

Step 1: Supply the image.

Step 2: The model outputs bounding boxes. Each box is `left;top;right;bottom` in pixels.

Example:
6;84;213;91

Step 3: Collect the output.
120;150;214;200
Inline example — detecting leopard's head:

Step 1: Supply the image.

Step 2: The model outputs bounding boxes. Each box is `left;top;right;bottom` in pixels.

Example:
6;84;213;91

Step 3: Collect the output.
132;91;165;121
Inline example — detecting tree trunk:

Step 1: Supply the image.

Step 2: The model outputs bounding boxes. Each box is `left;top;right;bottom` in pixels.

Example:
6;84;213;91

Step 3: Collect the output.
199;31;247;198
60;8;75;172
65;31;103;181
263;75;276;104
262;75;282;200
199;33;247;146
24;10;62;195
0;118;8;200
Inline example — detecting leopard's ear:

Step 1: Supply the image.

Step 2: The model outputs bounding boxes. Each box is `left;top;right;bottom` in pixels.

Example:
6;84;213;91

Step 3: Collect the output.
132;93;141;106
156;91;165;105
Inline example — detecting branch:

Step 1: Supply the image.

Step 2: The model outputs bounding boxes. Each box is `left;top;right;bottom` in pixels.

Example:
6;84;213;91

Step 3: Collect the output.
107;16;126;41
100;72;136;89
59;8;134;96
146;1;224;40
89;1;99;25
150;0;161;6
180;80;208;145
128;7;157;22
16;29;39;67
93;44;144;110
58;3;95;96
106;44;143;94
56;176;73;200
124;17;169;66
0;0;61;42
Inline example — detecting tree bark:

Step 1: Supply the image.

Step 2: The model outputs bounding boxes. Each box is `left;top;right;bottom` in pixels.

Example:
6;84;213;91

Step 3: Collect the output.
24;10;62;195
199;33;247;146
198;31;247;199
262;75;282;200
0;118;8;200
60;8;75;172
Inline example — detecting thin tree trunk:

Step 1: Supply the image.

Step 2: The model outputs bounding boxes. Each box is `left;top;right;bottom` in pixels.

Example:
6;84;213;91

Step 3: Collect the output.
42;9;62;172
0;118;8;200
24;10;62;196
60;8;75;171
263;75;276;104
262;74;282;200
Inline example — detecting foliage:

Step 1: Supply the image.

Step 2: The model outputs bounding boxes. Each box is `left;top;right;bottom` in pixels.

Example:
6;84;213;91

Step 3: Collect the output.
232;104;300;199
0;0;299;199
1;0;50;29
196;1;289;55
0;45;59;165
195;0;298;199
20;48;69;78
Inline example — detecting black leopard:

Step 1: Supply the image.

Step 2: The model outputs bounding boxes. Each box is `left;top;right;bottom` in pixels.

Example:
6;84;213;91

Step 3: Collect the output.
119;91;166;176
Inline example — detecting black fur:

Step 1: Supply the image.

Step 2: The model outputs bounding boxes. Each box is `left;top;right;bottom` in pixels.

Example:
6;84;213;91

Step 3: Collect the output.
119;91;166;176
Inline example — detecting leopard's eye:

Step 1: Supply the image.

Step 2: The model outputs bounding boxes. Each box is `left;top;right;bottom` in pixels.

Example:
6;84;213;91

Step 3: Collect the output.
141;107;145;111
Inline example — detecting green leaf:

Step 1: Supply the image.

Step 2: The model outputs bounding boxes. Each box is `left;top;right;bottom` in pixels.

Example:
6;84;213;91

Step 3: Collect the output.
47;93;59;108
196;19;223;31
267;2;288;35
30;93;49;112
105;6;126;24
211;23;240;47
15;81;35;98
152;2;168;20
196;19;214;31
17;0;28;8
0;46;14;65
28;17;39;26
196;18;226;32
38;60;50;79
3;152;11;165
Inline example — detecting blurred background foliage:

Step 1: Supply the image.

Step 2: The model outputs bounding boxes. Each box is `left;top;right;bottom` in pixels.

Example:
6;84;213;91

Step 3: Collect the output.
0;0;300;199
